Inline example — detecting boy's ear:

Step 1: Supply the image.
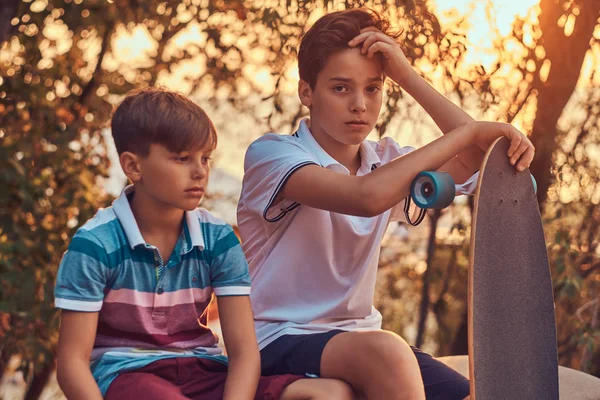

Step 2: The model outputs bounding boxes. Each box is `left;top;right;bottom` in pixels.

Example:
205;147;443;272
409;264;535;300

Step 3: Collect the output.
298;79;313;108
119;151;143;183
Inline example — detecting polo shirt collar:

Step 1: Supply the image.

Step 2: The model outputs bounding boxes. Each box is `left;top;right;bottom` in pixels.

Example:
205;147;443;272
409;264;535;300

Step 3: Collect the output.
112;185;205;253
359;138;382;171
296;118;381;173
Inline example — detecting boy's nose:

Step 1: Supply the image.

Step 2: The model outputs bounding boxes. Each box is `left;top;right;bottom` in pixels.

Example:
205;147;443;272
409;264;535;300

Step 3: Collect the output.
351;95;367;112
192;164;207;180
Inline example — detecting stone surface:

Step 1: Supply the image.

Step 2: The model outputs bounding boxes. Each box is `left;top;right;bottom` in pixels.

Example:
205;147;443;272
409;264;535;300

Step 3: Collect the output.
438;355;600;400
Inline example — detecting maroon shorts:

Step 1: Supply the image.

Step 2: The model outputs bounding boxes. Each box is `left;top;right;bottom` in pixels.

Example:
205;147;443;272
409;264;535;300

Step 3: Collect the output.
104;357;302;400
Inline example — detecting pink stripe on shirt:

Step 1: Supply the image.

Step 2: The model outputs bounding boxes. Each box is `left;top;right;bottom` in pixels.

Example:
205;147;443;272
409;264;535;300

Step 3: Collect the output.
98;300;213;336
104;287;213;308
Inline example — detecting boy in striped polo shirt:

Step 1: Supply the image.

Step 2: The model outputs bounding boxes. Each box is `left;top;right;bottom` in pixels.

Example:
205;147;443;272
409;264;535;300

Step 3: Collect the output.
54;88;353;400
238;8;535;400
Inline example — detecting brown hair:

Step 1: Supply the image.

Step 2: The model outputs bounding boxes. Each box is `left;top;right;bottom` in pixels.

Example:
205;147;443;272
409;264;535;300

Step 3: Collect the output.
111;87;217;156
298;8;400;88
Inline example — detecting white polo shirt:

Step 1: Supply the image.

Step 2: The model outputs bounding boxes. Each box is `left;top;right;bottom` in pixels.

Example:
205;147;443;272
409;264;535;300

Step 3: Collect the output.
237;119;477;349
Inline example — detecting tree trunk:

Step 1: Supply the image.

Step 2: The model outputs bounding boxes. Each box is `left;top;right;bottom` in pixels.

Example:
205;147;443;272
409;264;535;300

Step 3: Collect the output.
0;0;20;44
432;244;461;356
529;0;600;208
415;209;441;348
451;309;469;355
24;362;53;400
451;197;475;355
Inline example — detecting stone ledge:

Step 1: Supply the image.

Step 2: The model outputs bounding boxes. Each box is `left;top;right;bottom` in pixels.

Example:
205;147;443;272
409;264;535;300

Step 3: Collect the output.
438;355;600;400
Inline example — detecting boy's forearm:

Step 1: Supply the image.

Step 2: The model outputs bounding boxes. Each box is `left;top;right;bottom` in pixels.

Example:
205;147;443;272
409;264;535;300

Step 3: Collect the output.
281;123;478;217
401;71;485;171
57;360;103;400
222;352;260;400
360;123;475;215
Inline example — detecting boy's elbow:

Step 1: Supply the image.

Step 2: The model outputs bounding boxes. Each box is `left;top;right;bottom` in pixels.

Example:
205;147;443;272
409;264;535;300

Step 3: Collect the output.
56;362;69;390
56;358;73;384
360;200;388;218
351;200;378;217
227;345;260;362
356;181;389;217
55;356;86;389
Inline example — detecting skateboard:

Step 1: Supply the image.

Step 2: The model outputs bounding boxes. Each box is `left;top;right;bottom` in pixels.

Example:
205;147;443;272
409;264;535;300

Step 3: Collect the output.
410;137;559;399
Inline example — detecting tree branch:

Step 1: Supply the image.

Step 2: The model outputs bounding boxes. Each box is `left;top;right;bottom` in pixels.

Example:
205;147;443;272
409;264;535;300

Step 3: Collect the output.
0;0;19;44
79;20;115;106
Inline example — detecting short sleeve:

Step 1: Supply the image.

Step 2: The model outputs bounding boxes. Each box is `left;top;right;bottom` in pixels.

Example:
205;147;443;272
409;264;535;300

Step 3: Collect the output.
372;137;421;223
455;171;479;195
241;134;318;222
209;224;252;297
54;229;110;312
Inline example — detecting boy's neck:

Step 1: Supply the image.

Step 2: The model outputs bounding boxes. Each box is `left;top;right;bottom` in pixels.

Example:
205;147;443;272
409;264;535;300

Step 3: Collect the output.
307;118;362;175
129;186;185;240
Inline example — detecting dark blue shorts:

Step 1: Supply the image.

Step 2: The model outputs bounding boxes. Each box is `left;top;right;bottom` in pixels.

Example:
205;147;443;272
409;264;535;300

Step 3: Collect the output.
260;330;470;400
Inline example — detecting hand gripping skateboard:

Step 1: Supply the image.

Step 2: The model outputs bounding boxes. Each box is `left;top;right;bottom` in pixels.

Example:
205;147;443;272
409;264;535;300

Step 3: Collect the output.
410;137;559;399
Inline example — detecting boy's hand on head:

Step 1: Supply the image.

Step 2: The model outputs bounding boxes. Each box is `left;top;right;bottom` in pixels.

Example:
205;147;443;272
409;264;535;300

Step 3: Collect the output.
471;121;535;172
348;27;414;86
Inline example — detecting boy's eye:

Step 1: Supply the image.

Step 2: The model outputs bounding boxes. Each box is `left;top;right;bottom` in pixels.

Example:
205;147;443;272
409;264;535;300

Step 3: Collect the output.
201;156;212;165
366;86;381;93
175;155;189;162
333;85;348;93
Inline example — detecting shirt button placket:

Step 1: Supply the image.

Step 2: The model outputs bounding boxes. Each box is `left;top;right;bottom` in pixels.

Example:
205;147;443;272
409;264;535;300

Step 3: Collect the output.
153;286;166;318
151;247;166;318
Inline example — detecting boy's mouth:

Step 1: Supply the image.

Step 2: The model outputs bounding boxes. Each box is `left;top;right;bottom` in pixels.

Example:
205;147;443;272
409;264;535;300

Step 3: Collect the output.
185;187;205;196
346;120;369;128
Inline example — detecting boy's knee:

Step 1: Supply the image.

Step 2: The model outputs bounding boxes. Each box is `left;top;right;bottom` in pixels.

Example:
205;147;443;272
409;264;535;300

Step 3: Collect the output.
363;331;414;365
361;331;423;392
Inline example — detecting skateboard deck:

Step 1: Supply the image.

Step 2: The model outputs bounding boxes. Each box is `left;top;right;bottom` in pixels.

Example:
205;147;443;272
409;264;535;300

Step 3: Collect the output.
468;137;559;399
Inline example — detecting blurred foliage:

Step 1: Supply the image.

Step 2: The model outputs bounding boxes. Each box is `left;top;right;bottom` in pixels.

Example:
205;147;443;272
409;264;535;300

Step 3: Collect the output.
1;0;599;397
376;0;600;379
377;198;600;378
0;0;115;388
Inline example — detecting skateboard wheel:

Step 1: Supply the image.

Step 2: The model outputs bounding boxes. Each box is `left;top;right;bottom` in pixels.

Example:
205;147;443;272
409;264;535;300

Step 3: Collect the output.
410;171;456;209
530;174;537;194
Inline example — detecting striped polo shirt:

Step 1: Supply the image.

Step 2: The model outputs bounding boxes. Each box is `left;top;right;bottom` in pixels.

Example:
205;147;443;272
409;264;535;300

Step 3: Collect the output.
54;185;251;395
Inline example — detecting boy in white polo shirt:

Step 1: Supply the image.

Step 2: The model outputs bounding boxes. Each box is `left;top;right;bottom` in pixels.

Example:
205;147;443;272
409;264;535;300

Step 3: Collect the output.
237;8;535;400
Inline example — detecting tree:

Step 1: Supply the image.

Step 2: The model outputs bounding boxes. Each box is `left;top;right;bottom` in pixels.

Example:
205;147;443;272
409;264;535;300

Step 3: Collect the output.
496;0;600;208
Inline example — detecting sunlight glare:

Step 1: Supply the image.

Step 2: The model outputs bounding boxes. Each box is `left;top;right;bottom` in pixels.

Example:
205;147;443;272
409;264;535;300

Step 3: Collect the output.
431;0;540;70
111;25;156;66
